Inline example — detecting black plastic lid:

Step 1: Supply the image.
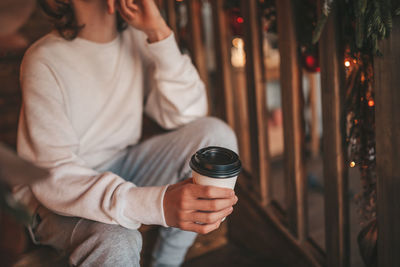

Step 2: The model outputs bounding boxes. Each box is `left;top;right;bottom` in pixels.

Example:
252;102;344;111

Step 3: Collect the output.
189;146;242;179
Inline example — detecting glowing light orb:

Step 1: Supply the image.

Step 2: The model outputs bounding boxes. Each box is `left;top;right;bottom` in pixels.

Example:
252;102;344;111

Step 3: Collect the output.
368;99;375;107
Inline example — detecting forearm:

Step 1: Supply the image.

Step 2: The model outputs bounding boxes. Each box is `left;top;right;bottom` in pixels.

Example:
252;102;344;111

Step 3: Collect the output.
30;163;169;228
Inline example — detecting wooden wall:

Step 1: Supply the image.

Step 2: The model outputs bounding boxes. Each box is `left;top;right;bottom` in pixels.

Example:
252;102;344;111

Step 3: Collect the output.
375;15;400;267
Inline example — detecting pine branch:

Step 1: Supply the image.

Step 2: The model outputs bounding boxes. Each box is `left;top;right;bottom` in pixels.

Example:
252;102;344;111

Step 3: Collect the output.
312;14;328;43
312;0;334;44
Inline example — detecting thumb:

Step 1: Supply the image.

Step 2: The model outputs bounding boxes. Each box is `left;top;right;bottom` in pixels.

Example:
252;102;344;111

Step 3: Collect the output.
181;178;194;184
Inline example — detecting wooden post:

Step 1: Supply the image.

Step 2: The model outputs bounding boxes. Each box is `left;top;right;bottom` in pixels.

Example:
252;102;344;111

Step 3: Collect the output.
186;0;211;113
155;0;163;10
276;0;308;243
211;0;235;129
165;0;178;37
318;3;349;267
233;67;253;173
307;72;320;158
375;16;400;267
241;0;271;205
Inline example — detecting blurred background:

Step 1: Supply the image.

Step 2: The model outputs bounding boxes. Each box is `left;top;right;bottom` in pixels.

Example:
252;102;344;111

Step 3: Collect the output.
1;0;399;266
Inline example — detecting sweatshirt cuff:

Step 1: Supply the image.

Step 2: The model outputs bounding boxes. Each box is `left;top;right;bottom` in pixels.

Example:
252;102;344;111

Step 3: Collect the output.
124;184;169;227
145;33;183;70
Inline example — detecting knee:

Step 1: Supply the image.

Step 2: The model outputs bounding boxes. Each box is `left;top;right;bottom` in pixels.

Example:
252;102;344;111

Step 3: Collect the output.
95;224;142;256
194;117;238;152
70;223;142;266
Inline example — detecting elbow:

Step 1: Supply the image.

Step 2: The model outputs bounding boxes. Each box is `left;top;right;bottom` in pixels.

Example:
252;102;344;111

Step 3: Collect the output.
196;82;208;117
198;96;208;117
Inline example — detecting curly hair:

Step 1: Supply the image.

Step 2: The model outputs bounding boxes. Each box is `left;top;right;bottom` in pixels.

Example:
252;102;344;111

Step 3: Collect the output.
38;0;127;40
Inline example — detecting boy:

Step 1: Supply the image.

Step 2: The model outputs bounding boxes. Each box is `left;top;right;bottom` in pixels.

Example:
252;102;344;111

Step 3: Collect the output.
14;0;238;266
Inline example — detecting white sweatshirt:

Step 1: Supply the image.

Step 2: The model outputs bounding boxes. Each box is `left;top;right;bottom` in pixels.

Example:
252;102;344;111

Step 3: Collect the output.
13;27;208;229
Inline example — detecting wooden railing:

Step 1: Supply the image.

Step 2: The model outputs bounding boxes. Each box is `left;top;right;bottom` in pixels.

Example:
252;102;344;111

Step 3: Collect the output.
158;0;368;266
375;16;400;267
318;4;349;267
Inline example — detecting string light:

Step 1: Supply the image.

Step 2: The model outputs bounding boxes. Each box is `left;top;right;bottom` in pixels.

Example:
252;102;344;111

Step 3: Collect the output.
361;73;366;82
232;37;243;48
231;38;246;67
368;99;375;107
350;161;356;168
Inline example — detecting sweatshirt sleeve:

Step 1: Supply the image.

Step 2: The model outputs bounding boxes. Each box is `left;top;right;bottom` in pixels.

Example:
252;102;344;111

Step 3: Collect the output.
139;32;208;129
18;55;169;229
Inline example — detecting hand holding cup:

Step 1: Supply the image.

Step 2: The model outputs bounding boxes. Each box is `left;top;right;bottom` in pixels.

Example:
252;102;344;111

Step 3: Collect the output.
163;146;241;234
163;178;238;234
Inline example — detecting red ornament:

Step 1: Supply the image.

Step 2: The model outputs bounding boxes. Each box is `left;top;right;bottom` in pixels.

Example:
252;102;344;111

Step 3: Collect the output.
236;17;244;24
228;8;244;36
302;50;320;72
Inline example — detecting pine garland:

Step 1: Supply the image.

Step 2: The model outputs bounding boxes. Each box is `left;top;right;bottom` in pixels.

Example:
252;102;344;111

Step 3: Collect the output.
313;0;398;225
313;0;399;55
344;53;377;223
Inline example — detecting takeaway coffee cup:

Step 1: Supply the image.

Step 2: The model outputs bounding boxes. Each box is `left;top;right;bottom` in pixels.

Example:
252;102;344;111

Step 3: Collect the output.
190;146;241;197
189;146;241;189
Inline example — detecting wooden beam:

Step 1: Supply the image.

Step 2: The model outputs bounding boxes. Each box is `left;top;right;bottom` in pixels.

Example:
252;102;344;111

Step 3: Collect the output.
375;16;400;267
276;0;308;243
165;0;178;38
186;0;211;113
318;3;349;267
307;72;320;158
211;0;235;129
155;0;163;10
229;183;322;267
240;0;271;205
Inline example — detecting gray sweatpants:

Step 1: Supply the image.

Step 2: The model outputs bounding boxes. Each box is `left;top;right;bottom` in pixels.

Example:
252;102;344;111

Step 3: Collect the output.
31;117;238;267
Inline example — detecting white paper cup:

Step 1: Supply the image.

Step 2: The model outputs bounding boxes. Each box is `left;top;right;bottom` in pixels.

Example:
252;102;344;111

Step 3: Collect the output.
192;171;238;190
190;146;241;222
192;171;238;222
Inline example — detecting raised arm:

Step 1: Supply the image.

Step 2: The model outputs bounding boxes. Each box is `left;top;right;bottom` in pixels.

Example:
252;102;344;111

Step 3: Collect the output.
117;0;208;129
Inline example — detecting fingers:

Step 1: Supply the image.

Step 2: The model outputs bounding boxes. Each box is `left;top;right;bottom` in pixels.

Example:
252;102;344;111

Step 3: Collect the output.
119;0;135;20
126;0;140;11
195;196;238;212
191;184;235;199
180;220;222;235
189;207;233;224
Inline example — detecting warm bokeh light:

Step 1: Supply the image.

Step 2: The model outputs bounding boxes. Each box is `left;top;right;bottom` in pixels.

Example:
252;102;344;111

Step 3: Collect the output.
231;37;246;67
232;37;243;48
368;99;375;107
236;17;244;24
344;60;351;67
350;161;356;168
361;73;366;82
